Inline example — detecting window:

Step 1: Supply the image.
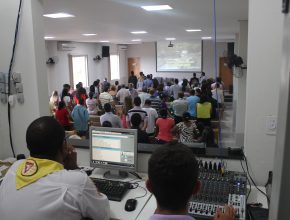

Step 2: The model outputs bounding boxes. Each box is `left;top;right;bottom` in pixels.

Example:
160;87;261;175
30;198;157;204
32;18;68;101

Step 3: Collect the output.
110;54;120;80
70;55;89;88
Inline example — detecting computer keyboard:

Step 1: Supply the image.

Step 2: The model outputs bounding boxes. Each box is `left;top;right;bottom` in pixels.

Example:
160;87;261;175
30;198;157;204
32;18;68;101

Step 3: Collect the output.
90;177;130;201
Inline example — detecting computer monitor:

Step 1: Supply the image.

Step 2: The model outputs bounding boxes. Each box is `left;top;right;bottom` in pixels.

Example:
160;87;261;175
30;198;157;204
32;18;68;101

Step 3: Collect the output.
90;127;138;179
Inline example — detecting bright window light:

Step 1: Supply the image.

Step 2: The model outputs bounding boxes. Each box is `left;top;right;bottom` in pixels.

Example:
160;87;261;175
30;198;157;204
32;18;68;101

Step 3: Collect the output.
131;31;147;34
202;36;212;40
165;38;176;41
82;33;97;36
131;39;141;42
186;29;202;32
44;36;55;39
110;55;120;80
43;13;75;18
100;40;110;43
141;5;172;11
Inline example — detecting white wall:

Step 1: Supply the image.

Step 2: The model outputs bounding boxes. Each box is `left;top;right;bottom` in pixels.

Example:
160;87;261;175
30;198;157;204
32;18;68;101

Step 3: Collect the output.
244;0;283;185
0;0;49;158
46;41;104;95
125;41;228;81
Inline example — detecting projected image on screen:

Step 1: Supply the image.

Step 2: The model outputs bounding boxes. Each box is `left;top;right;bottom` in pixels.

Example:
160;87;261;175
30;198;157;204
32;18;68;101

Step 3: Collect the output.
156;41;202;72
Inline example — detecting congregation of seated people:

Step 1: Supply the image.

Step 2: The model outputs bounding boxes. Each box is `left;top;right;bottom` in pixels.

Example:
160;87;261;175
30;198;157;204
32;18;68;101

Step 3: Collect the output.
49;72;225;147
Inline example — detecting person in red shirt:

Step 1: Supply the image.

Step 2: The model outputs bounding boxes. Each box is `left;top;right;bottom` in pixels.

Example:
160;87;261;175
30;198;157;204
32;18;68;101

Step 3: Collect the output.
55;101;71;130
155;109;175;144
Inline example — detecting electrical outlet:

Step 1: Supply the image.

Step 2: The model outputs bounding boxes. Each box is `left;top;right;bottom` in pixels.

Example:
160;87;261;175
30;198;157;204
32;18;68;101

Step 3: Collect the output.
265;116;277;135
0;83;5;93
15;83;23;93
0;72;5;83
12;72;21;83
17;93;24;104
0;94;7;104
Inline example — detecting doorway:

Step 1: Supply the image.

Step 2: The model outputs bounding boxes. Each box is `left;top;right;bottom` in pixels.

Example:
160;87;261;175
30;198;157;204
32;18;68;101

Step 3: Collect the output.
128;57;140;78
219;57;233;91
68;55;89;88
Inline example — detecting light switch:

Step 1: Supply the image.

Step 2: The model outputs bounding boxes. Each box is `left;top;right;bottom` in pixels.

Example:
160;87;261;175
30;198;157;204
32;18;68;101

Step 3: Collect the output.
265;116;277;135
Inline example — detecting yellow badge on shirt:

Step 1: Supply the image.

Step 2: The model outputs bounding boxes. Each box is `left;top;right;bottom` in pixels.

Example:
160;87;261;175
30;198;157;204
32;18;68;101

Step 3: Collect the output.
15;157;64;190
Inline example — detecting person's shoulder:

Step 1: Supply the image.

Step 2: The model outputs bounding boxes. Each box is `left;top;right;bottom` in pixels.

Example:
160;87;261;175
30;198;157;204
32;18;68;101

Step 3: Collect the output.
54;169;89;187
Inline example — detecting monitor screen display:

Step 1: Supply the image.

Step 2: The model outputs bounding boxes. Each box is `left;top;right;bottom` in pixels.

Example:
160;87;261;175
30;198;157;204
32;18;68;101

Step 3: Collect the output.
90;128;137;171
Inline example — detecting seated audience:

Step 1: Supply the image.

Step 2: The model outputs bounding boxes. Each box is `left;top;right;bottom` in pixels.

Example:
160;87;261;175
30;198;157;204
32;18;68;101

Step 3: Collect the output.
71;98;89;137
187;89;200;118
146;143;235;220
100;103;122;128
126;97;148;130
49;90;59;116
149;89;161;113
155;109;175;144
86;91;98;115
0;116;110;220
139;87;151;107
171;112;199;144
196;95;212;126
142;99;159;136
55;101;70;131
131;113;149;143
99;86;114;107
116;84;130;104
172;92;188;124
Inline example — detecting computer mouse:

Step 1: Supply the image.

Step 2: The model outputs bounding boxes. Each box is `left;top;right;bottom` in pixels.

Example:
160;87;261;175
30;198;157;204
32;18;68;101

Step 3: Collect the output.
125;199;137;212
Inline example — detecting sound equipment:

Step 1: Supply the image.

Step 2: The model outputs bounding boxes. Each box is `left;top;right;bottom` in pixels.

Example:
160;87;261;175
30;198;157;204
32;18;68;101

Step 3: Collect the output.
102;46;110;57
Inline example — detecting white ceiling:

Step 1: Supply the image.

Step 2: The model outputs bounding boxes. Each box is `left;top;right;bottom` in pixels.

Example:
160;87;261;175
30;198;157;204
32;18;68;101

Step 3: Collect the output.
43;0;248;43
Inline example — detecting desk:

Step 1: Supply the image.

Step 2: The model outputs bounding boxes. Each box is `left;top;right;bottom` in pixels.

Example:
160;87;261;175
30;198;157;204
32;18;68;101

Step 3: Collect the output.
136;186;268;220
90;169;152;220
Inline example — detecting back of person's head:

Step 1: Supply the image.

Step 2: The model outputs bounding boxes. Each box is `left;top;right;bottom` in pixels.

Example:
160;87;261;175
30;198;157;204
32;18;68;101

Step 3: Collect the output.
79;98;84;106
142;87;148;93
102;121;112;127
201;72;205;76
199;95;208;104
134;96;141;106
190;90;195;96
193;72;196;77
178;91;184;99
131;113;142;127
195;88;201;96
147;75;151;79
103;86;109;92
89;91;94;99
115;81;119;86
216;77;222;83
174;78;179;84
63;84;70;90
131;71;134;76
111;85;116;91
26;116;65;158
128;83;133;89
61;88;69;100
159;109;167;119
147;143;199;211
104;103;112;112
149;89;155;96
89;85;95;93
183;112;191;121
144;99;151;106
58;101;65;110
121;84;126;88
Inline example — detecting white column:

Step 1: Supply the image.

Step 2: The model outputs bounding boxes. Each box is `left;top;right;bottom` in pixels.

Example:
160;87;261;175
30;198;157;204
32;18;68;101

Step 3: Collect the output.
0;0;48;158
244;0;283;185
233;21;248;146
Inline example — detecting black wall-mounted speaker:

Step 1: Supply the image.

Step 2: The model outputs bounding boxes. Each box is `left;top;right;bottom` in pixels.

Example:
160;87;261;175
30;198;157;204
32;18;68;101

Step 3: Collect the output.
102;46;110;57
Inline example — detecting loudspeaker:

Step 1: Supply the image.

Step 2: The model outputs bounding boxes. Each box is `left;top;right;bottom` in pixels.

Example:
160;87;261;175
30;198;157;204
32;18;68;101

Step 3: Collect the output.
227;42;234;58
102;46;110;57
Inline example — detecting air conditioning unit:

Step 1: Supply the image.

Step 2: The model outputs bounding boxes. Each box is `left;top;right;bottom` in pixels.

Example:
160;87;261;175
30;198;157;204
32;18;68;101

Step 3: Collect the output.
118;45;128;50
57;41;76;51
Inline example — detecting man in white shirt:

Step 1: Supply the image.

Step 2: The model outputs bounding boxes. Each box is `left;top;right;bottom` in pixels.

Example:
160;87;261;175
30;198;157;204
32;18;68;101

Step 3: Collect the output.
139;87;151;107
99;86;114;107
0;116;110;220
172;92;188;124
142;99;158;136
100;103;122;128
116;84;130;104
170;79;181;100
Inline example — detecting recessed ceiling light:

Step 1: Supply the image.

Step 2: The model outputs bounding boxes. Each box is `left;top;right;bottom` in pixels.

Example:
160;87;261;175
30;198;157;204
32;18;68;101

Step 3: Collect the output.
131;31;147;34
186;29;202;32
43;13;75;18
165;38;176;41
100;40;110;43
141;5;172;11
131;39;141;42
82;33;97;36
202;37;212;40
44;36;55;39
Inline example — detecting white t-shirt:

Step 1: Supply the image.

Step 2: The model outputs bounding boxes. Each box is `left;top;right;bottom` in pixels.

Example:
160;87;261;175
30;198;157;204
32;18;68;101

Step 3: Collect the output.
99;92;113;107
0;160;110;220
116;88;130;104
142;106;158;134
